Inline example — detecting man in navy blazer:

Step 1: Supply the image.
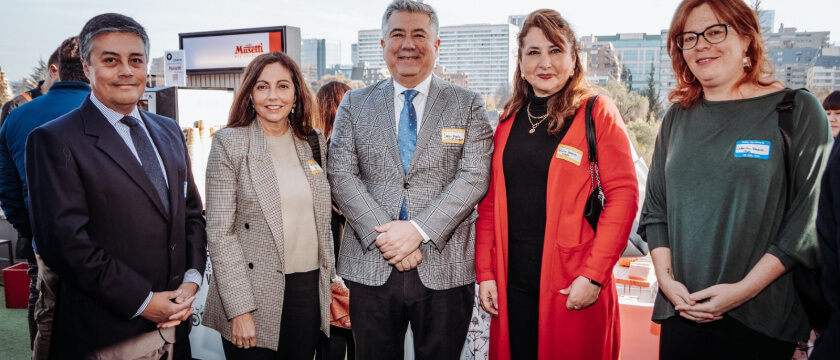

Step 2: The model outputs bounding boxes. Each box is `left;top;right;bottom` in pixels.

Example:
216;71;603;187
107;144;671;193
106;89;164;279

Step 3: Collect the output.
25;13;206;359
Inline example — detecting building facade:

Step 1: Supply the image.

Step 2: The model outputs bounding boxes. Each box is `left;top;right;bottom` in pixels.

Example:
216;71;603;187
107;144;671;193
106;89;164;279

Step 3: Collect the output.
580;33;661;94
356;23;517;97
808;55;840;91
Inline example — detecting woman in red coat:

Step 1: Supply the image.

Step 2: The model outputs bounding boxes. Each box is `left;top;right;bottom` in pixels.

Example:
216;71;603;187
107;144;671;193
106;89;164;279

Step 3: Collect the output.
475;9;638;360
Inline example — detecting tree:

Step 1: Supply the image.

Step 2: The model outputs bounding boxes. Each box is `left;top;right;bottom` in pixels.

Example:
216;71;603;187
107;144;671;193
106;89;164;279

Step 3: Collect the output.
29;57;49;84
603;79;648;122
0;67;13;105
644;63;663;120
620;67;633;91
751;0;762;13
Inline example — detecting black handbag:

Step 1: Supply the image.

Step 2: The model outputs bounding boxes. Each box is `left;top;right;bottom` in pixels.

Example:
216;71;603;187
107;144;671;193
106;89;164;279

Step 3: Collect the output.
776;88;831;331
583;95;604;230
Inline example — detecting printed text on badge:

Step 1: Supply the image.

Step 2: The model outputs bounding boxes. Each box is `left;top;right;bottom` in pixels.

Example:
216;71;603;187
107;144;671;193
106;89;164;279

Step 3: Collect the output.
734;140;771;160
556;144;583;166
441;128;466;144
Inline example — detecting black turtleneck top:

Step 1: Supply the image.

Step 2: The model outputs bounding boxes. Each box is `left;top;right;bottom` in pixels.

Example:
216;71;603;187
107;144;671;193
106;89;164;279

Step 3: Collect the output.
502;90;573;291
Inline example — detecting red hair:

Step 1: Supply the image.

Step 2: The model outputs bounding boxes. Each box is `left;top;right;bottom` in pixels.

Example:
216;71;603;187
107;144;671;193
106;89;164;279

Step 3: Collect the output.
667;0;779;107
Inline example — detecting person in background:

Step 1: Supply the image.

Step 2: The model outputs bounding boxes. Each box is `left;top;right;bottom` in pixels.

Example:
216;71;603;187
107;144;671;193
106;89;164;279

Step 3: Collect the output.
824;91;840;138
475;9;638;360
639;0;831;359
0;36;89;360
314;80;355;360
26;13;206;359
0;47;59;352
202;51;333;360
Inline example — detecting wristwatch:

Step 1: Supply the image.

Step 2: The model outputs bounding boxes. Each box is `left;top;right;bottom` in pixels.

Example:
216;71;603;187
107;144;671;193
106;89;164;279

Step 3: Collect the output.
585;277;602;287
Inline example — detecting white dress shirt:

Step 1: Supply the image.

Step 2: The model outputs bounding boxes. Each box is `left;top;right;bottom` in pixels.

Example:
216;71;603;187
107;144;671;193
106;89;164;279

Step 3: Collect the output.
392;75;433;243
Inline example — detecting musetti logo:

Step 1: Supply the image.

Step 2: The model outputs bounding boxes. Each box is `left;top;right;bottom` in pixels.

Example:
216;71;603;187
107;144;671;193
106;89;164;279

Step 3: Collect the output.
235;43;264;55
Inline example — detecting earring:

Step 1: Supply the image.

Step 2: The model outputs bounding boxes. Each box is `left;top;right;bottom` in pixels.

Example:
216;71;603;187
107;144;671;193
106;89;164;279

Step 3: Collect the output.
742;55;752;69
291;104;295;114
681;71;696;84
520;73;525;80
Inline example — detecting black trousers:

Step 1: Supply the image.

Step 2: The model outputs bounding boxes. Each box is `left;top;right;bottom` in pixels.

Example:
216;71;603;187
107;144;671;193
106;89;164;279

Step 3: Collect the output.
347;268;474;360
222;270;320;360
316;326;355;360
507;281;539;360
660;315;796;360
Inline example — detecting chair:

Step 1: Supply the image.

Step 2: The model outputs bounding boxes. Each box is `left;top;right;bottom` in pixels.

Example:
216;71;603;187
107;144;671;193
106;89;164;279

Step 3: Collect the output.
0;239;14;268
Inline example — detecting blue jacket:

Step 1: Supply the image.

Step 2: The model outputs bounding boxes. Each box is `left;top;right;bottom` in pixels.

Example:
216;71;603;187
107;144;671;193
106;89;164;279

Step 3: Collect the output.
815;139;840;359
0;81;90;238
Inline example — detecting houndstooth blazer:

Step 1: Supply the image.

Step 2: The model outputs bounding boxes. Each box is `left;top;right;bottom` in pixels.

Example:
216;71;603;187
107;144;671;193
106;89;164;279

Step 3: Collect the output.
202;120;333;350
327;75;493;290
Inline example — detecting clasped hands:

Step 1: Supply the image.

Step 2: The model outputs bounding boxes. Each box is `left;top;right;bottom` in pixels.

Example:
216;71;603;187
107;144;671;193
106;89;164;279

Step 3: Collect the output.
660;278;753;323
140;282;198;329
374;220;424;272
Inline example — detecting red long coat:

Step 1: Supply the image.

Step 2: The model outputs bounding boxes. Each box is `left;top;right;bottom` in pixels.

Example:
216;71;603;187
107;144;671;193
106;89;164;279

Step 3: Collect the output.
475;95;638;360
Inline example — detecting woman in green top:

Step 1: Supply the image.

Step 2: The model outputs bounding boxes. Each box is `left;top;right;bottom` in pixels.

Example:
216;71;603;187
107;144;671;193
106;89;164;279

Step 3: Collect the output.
640;0;832;359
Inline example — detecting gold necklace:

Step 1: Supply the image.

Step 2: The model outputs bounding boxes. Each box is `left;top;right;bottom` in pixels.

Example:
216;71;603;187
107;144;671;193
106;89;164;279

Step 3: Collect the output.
526;103;549;134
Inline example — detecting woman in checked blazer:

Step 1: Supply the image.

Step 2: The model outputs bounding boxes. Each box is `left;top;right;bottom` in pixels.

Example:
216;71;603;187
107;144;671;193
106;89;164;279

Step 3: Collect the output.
202;52;334;360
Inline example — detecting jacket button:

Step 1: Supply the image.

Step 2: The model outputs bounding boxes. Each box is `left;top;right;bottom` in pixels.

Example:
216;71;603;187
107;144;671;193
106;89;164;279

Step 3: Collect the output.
245;223;250;229
248;263;254;269
403;183;410;189
170;244;176;251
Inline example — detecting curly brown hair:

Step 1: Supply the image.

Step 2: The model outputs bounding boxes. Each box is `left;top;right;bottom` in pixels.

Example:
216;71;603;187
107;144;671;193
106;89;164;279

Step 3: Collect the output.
315;81;351;140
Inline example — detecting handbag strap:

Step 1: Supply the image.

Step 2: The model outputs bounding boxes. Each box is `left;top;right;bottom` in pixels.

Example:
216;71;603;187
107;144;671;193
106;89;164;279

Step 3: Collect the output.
776;88;806;207
307;129;322;167
585;95;602;192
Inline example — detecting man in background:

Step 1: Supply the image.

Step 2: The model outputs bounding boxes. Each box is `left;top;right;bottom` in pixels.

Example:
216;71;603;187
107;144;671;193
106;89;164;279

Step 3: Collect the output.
0;38;85;359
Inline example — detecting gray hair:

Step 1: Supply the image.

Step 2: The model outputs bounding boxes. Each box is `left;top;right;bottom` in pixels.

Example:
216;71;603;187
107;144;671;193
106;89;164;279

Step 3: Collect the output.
381;0;439;39
79;13;150;63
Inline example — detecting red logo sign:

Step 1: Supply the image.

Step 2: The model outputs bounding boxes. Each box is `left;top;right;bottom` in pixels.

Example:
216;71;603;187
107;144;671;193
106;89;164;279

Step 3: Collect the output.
235;43;264;55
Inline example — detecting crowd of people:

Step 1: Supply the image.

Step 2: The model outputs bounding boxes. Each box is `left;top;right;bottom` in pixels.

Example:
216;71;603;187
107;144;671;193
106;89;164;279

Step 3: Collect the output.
0;0;839;359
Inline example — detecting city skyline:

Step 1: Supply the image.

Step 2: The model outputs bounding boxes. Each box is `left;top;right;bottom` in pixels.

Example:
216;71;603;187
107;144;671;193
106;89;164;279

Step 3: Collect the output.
0;0;836;82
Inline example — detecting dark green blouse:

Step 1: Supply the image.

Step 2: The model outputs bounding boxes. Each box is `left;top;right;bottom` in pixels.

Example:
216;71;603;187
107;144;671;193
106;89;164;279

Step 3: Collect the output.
639;89;832;342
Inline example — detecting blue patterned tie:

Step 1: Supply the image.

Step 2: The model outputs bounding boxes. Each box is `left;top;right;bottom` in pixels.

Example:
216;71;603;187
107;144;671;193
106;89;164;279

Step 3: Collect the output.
398;89;419;220
121;116;170;214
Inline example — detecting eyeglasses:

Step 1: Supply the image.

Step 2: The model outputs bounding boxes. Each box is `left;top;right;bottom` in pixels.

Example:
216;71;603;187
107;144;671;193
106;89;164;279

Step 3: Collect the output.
675;24;729;50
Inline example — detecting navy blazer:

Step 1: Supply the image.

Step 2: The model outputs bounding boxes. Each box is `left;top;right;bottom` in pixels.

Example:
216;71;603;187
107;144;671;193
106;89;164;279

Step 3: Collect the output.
25;96;206;356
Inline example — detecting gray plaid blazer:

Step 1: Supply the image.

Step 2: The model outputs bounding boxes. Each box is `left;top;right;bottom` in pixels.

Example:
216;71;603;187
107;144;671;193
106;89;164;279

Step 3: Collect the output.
203;120;333;350
328;76;493;290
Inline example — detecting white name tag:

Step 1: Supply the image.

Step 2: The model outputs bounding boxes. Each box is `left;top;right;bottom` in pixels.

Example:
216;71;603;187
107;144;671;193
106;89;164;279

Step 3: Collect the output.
556;145;583;166
307;160;323;174
734;140;771;160
441;128;466;144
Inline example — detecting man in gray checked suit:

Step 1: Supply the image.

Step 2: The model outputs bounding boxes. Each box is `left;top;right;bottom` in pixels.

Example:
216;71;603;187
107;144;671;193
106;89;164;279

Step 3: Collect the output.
327;1;493;359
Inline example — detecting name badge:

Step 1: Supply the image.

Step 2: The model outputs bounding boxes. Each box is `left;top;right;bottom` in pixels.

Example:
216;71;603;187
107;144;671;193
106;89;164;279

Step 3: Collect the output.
441;128;466;144
734;140;771;160
556;145;583;166
307;160;324;174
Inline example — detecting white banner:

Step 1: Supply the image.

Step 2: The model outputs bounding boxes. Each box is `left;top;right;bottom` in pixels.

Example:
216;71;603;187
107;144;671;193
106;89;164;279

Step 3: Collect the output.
164;51;186;87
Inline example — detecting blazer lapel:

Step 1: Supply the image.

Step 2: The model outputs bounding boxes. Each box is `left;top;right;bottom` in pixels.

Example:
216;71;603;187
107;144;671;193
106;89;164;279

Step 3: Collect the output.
141;112;176;222
379;79;404;170
82;99;169;219
246;120;286;259
409;76;445;173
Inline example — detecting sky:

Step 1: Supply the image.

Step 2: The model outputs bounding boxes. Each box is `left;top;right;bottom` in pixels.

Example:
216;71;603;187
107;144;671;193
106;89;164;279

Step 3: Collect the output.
0;0;837;82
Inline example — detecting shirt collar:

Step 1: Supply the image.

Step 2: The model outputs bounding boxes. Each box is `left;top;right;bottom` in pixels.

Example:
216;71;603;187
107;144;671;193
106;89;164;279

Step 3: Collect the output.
90;92;143;127
393;74;433;99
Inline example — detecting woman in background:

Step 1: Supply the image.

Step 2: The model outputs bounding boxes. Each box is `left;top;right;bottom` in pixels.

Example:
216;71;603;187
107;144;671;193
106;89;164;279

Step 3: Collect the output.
203;51;333;360
824;91;840;138
314;80;354;360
